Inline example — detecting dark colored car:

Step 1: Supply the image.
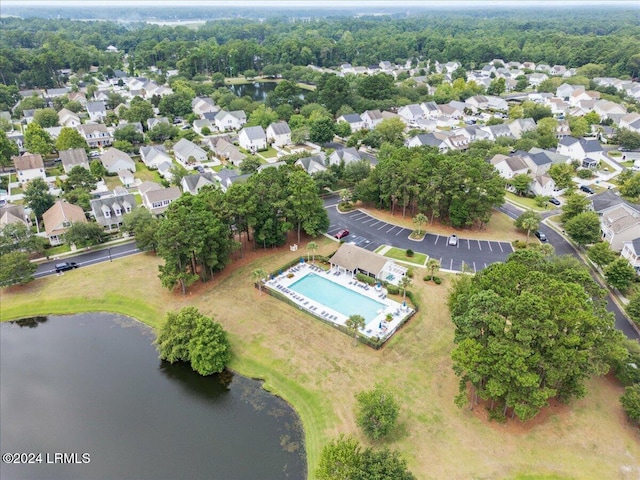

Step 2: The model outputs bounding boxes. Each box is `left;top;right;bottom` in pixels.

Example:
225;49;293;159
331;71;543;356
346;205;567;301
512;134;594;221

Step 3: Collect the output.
335;229;350;239
55;262;78;273
535;231;547;242
195;165;205;173
548;197;561;206
580;185;595;194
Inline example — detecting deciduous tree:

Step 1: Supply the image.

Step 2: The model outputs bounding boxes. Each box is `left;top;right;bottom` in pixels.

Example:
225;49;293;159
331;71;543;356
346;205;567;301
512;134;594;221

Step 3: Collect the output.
604;258;636;291
355;384;399;439
587;241;617;270
56;127;87;151
23;178;55;223
564;211;601;246
0;251;37;287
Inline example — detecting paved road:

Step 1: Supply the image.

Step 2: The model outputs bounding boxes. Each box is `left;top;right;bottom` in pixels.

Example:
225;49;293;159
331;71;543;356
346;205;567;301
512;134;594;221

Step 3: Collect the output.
35;241;140;278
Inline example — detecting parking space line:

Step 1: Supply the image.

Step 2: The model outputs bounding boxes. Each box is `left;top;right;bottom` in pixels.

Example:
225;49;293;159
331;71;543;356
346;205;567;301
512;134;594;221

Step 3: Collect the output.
484;263;488;269
487;241;493;252
498;242;504;252
396;228;405;236
450;258;453;270
361;218;374;224
377;223;387;230
434;235;439;244
467;239;471;250
349;213;365;219
477;240;482;250
369;221;380;227
386;226;397;233
473;262;477;273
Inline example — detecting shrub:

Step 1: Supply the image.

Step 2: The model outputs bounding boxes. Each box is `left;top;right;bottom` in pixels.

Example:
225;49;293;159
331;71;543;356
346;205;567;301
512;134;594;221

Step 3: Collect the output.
406;248;414;257
512;239;527;249
386;284;400;295
406;268;414;278
356;272;376;285
577;169;594;179
433;276;442;285
422;275;430;282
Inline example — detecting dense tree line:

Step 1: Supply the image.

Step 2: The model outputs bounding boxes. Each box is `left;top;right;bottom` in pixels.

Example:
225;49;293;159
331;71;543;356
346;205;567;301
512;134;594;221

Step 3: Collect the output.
354;145;505;228
2;9;639;88
125;164;328;294
449;249;626;421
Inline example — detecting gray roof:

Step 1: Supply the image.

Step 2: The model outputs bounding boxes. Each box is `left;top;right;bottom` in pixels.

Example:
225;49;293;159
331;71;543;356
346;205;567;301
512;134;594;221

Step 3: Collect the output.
590;189;629;213
86;101;106;113
340;113;362;123
59;148;88;169
411;133;445;147
241;125;266;141
630;238;640;256
182;173;215;192
90;193;136;228
268;121;291;136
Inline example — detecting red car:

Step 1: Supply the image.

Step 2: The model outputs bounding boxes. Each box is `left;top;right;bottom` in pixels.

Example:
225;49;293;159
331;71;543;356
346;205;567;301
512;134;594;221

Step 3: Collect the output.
335;229;350;239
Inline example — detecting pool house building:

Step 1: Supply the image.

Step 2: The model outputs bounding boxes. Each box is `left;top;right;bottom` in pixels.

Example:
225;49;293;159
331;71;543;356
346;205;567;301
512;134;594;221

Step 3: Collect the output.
329;243;407;285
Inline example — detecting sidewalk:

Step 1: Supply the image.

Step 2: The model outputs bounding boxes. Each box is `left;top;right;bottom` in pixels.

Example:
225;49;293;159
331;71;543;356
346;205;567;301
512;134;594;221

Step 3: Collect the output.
34;236;136;263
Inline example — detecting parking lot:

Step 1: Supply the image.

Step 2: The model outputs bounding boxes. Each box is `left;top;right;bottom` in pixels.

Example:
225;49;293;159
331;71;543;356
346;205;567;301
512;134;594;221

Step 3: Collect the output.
327;209;513;273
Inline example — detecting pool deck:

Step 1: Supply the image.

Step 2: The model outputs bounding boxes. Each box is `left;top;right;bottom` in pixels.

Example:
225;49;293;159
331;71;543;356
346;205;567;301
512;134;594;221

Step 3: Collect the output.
265;263;415;341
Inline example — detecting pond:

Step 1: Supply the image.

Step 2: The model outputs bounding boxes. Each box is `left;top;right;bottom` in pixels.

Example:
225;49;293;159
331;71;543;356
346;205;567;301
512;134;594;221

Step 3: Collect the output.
0;313;306;480
227;82;307;102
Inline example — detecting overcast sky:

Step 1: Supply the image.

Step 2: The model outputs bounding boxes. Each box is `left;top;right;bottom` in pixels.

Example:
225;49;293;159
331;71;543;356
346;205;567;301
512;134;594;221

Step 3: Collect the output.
3;0;638;7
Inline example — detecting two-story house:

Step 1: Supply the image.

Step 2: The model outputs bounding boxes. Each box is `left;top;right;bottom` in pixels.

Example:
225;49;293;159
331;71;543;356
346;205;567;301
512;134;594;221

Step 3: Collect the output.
42;200;87;246
13;153;46;184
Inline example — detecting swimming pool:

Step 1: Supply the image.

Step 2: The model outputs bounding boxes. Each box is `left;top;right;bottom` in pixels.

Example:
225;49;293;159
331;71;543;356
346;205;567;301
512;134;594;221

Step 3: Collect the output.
288;273;386;322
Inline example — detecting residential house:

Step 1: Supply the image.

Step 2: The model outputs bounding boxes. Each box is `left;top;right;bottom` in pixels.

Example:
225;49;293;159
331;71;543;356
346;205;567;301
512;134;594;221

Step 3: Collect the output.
193;119;214;135
266;121;291;147
491;154;531;180
406;132;451;152
437;103;463;119
57;108;81;128
397;104;425;124
140;145;172;169
295;154;327;174
77;124;113;148
530;174;556;197
361;110;384;130
100;148;136;174
173;138;207;166
45;87;71;101
600;203;640;251
13;153;45;184
207;136;246;166
569;88;600;107
147;117;170;130
90;190;135;231
619;113;640;133
142;186;181;215
481;124;513;142
328;148;376;167
42;200;87;246
621;238;640;274
465;95;489;112
214;110;247;131
556;83;576;100
0;205;28;228
181;173;216;195
214;169;251;193
67;91;87;106
86;101;107;122
192;97;219;118
420;101;439;119
59;148;89;174
557;136;604;163
548;98;569;116
22;109;35;124
486;95;509;111
507;118;537;139
336;113;364;132
528;73;549;87
594;100;627;120
238;126;267;152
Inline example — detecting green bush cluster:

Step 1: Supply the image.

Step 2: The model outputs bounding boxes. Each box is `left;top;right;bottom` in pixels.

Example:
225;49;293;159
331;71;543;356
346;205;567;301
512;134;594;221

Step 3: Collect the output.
406;249;414;257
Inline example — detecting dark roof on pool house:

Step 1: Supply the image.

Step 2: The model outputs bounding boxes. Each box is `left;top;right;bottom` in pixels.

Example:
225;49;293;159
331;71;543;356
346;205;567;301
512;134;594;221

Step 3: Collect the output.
330;243;405;280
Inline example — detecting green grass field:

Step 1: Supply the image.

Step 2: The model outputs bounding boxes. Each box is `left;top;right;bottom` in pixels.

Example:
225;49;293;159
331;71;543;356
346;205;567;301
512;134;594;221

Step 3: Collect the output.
2;238;639;480
376;246;428;266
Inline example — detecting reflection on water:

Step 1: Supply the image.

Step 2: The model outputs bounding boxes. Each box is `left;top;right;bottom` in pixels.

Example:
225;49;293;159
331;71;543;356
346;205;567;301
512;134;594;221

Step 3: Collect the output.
0;313;306;480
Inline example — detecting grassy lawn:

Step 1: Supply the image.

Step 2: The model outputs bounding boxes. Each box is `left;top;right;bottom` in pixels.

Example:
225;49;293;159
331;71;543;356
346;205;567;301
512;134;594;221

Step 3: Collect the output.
505;192;549;212
134;162;162;183
43;244;71;257
359;205;529;243
103;175;121;191
259;146;279;159
376;246;428;266
2;238;639;479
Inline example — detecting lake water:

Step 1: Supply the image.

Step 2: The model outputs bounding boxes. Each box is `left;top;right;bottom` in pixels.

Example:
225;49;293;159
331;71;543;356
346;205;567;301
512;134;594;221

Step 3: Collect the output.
228;82;279;101
0;313;306;480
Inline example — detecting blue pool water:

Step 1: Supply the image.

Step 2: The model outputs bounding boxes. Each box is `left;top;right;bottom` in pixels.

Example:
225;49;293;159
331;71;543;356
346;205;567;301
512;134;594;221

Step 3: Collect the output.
289;273;386;322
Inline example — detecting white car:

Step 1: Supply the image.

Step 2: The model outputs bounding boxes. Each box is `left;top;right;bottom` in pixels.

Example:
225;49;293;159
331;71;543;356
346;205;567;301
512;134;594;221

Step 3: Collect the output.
448;234;458;246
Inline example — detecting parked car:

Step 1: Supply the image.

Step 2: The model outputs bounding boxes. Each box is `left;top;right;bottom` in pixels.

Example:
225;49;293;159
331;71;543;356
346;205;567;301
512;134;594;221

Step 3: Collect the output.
55;262;78;273
548;197;561;206
448;234;458;246
535;231;547;242
580;185;595;194
194;165;205;173
89;151;101;158
335;229;350;239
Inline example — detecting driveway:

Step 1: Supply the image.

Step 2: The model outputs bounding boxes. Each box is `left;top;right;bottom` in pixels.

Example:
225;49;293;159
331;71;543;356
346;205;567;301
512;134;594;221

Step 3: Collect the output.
326;204;513;273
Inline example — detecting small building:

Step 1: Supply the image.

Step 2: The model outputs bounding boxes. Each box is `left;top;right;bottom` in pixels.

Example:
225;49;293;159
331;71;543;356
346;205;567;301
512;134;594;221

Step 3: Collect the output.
173;138;207;167
621;238;640;274
42;200;87;246
181;173;216;195
238;125;267;153
142;186;181;215
329;243;407;285
100;148;136;174
266;121;291;147
13;153;45;184
77;124;113;148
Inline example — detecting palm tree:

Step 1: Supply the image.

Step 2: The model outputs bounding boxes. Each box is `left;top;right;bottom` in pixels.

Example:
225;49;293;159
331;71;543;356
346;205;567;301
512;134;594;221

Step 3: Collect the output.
307;241;318;263
339;188;351;205
345;314;365;346
251;268;268;295
515;210;541;246
412;212;428;236
427;258;441;281
398;276;412;302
